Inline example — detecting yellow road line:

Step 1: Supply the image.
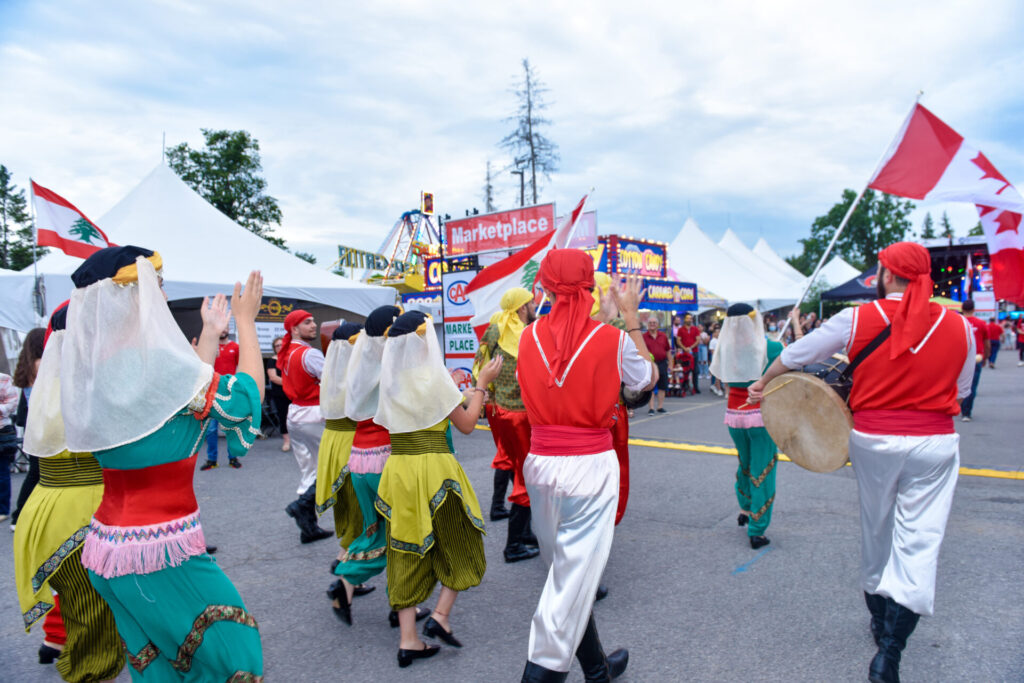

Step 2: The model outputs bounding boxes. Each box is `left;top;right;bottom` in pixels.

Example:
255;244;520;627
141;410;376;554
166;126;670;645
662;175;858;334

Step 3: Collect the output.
473;425;1023;481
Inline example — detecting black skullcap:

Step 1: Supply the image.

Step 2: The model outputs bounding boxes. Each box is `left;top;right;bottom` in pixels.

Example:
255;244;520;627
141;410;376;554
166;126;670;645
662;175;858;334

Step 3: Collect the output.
71;245;155;288
726;303;754;317
332;322;363;340
365;305;402;337
387;310;428;338
49;301;69;332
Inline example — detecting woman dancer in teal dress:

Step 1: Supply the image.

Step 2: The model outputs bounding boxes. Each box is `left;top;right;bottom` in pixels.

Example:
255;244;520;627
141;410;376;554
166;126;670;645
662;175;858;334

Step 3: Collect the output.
25;246;266;681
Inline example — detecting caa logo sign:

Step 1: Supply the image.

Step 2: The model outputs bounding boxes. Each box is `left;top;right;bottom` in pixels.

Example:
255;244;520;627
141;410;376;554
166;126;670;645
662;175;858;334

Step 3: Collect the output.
859;274;878;289
446;281;468;305
449;367;474;391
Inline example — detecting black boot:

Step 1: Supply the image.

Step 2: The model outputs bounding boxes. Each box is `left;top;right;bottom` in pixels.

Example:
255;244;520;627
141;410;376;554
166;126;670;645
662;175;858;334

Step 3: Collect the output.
864;591;887;646
520;505;539;547
491;469;512;521
520;661;569;683
505;504;540;563
575;613;628;682
868;598;920;683
286;483;332;543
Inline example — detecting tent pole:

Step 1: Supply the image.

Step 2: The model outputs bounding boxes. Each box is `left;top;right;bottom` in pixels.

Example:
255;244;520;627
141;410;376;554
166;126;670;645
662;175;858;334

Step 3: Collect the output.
778;93;922;338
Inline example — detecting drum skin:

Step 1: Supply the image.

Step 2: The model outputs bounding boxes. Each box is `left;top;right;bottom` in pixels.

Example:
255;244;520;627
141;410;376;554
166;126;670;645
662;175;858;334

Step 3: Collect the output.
761;373;853;473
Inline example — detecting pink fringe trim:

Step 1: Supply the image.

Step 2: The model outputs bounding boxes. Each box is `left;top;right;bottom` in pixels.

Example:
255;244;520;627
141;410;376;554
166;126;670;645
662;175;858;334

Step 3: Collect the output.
348;445;391;474
82;510;206;578
725;409;764;429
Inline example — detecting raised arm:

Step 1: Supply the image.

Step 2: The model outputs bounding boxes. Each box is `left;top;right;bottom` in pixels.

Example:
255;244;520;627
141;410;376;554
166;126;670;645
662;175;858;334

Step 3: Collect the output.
231;271;266;402
195;294;229;366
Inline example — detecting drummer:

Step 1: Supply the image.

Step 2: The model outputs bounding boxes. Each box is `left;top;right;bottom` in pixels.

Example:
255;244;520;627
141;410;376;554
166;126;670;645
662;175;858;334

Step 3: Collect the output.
747;242;975;683
709;303;782;549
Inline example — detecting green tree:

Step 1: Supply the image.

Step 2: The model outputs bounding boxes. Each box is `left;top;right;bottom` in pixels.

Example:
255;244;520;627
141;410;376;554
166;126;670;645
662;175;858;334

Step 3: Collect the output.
939;211;954;239
967;221;984;236
787;189;915;274
294;251;316;265
920;212;936;238
166;130;286;248
0;165;47;270
501;58;559;204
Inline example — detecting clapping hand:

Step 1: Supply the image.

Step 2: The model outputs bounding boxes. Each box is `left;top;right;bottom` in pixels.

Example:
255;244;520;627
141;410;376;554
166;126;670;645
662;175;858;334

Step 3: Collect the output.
477;355;504;387
610;274;645;318
200;294;230;336
231;271;264;324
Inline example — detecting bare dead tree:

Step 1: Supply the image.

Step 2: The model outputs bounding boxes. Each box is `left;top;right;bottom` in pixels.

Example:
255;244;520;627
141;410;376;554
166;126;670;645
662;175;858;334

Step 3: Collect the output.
500;58;559;205
483;160;496;213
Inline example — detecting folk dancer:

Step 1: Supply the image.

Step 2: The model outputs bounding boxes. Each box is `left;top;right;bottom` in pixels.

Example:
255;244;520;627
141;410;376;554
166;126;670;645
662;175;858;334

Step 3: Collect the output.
374;310;502;668
24;246;267;680
473;287;541;563
709;303;782;549
748;242;975;683
517;250;656;683
16;302;124;681
279;308;333;543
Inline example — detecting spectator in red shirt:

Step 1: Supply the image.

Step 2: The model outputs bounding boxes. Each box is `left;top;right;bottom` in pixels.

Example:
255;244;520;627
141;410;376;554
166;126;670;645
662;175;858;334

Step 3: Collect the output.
1016;318;1024;366
675;314;702;394
642;315;672;414
202;325;242;469
959;299;990;421
986;318;1003;368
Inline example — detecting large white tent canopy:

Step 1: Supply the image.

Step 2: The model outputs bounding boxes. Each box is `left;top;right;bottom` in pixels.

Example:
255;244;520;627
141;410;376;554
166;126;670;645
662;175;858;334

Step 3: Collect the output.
752;237;808;284
16;164;394;324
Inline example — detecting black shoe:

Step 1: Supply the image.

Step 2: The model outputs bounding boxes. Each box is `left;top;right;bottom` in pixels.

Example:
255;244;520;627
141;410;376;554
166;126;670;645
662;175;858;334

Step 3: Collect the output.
38;644;60;664
595;584;609;602
389;606;430;628
504;543;540;563
490;506;511;521
648;409;655;415
737;513;749;527
397;643;440;668
229;458;242;469
521;661;569;682
656;408;667;413
205;545;218;555
575;613;627;682
491;469;512;521
326;581;352;625
520;530;539;548
606;648;629;679
869;598;920;683
749;535;770;549
865;592;887;646
300;527;333;544
200;460;218;471
352;584;376;597
423;616;462;647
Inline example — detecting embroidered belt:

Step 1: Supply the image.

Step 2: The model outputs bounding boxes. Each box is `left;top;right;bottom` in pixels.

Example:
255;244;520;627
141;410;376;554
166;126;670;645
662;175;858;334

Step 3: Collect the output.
389;431;449;455
325;417;358;432
530;424;613;456
39;455;103;487
93;455;199;526
83;509;205;578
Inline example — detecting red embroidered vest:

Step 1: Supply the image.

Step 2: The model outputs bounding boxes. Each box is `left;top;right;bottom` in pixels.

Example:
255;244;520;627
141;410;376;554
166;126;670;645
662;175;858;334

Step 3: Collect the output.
281;344;320;406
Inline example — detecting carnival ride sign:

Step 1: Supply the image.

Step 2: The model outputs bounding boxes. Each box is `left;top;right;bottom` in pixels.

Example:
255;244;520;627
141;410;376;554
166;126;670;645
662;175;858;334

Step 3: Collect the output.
444;204;556;256
337;245;416;275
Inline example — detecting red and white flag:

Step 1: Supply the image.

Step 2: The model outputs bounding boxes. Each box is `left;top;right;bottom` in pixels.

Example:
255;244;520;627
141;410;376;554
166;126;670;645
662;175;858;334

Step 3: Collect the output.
869;104;1024;213
465;193;589;331
868;104;1024;304
32;181;113;258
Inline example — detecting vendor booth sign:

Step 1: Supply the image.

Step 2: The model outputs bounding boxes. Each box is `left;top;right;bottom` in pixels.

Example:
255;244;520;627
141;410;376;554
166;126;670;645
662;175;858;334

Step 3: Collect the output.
643;280;698;311
444;203;555;256
441;270;479;390
401;292;442;318
424;255;480;292
593;236;669;279
254;296;298;352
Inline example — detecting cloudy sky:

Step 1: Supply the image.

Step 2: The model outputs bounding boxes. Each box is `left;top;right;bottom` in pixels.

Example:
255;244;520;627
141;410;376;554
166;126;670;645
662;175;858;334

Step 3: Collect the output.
2;0;1022;272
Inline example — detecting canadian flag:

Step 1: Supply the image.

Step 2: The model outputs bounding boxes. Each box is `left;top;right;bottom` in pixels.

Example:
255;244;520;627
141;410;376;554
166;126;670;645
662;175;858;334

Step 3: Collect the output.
867;104;1024;303
32;180;113;258
465;193;589;332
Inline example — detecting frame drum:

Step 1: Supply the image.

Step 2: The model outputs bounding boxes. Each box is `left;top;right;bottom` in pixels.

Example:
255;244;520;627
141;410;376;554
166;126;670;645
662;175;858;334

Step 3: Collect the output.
760;372;853;473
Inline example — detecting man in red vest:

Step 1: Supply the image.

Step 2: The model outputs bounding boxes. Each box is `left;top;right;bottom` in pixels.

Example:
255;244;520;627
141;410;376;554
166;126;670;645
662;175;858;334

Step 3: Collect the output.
517;249;656;683
277;308;332;543
748;242;975;683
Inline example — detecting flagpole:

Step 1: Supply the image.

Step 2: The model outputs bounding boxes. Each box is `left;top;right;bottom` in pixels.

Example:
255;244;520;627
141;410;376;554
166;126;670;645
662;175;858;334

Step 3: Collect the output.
536;189;594;312
28;178;44;319
778;92;923;338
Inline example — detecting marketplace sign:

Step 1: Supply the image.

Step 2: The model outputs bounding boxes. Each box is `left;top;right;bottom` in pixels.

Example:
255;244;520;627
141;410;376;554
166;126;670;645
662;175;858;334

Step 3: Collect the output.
444;203;555;256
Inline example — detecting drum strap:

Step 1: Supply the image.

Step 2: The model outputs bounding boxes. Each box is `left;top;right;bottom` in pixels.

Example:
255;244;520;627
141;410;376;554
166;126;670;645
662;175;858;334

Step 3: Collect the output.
839;324;891;384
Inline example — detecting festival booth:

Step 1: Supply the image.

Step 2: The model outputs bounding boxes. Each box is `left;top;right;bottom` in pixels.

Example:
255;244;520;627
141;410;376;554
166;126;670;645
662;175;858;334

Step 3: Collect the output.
19;164;396;351
821;265;878;302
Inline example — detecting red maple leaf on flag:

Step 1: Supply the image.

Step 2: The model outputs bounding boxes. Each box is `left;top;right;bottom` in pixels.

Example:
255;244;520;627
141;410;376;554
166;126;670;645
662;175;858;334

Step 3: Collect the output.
978;205;1021;235
971;152;1011;194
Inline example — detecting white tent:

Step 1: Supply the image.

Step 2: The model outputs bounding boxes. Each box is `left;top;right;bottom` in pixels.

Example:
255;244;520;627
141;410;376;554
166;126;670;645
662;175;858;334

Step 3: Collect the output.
22;164;395;317
718;229;804;300
752;237;808;284
667;219;798;310
817;256;860;289
0;268;44;331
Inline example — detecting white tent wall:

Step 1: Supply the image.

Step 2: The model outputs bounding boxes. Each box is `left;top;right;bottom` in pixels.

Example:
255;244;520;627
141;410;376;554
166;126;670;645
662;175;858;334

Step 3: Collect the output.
0;268;44;332
24;164;396;321
668;219;798;310
752;237;808;284
817;257;860;289
717;229;804;299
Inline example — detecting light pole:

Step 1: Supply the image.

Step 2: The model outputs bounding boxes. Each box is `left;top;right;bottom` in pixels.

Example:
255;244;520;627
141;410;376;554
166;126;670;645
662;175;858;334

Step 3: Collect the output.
511;169;525;207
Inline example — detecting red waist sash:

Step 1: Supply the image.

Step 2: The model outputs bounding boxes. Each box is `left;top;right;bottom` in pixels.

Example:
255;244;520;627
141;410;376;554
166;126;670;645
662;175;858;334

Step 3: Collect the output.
354;419;391;449
853;410;955;436
530;424;613;456
93;454;200;526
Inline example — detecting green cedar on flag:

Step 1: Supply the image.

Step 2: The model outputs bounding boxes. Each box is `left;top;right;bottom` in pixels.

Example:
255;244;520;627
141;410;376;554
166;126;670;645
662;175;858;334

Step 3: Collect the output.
32;180;113;258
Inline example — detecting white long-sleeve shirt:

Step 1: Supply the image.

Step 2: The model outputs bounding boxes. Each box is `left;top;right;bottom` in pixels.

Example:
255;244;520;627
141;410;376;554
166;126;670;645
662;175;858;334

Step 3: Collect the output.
779;294;975;399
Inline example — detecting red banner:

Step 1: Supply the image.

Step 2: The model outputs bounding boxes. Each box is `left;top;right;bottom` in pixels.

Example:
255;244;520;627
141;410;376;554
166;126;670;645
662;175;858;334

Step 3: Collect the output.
444;203;555;256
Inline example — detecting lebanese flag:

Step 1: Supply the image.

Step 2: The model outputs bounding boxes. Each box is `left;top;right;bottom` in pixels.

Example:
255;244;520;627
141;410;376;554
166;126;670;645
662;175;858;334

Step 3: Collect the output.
32;181;113;258
975;205;1024;304
868;104;1024;214
465;193;589;333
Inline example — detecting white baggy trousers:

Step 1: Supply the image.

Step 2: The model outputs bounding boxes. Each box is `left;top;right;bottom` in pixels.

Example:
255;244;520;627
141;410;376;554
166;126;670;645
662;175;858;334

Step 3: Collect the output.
849;429;959;617
524;450;619;672
286;404;324;495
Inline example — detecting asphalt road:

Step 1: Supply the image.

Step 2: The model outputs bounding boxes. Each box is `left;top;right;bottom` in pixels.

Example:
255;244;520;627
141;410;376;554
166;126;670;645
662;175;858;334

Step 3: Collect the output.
2;364;1022;681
